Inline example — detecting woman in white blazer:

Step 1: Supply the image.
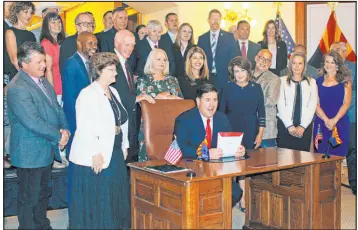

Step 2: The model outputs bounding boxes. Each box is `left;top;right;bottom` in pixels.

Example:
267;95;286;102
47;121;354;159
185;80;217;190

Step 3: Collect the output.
69;53;130;229
277;52;318;152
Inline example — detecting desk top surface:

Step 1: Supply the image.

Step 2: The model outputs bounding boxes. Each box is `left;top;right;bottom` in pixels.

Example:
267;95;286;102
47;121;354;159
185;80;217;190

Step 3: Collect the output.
128;147;344;182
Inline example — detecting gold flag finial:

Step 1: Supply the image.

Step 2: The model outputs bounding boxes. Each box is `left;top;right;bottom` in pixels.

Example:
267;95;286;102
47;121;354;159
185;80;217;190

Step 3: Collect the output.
327;2;339;11
273;2;282;15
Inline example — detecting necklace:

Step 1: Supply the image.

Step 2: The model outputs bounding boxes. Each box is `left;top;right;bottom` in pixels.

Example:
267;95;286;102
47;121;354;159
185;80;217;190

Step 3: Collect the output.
108;90;121;135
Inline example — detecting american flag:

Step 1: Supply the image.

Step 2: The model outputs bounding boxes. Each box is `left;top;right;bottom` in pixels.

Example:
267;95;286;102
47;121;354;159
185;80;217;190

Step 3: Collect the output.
275;13;295;56
315;124;323;150
164;139;183;165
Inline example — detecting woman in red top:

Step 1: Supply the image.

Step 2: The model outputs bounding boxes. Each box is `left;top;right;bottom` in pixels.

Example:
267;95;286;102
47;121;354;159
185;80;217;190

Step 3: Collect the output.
40;12;66;105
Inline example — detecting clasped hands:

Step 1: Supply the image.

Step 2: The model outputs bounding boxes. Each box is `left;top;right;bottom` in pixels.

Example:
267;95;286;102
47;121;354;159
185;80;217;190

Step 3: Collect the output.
324;118;337;131
288;126;305;138
58;129;70;150
209;145;246;160
155;92;182;100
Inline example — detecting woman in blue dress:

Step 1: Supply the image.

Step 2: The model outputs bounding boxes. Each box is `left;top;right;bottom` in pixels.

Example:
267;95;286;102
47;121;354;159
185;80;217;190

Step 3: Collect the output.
218;56;265;213
314;50;352;156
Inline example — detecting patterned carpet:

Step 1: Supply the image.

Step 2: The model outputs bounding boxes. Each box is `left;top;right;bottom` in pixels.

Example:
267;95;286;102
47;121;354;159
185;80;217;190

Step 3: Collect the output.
4;185;356;229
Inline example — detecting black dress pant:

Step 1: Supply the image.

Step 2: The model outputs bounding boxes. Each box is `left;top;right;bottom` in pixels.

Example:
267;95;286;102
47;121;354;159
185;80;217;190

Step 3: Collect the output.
17;164;52;229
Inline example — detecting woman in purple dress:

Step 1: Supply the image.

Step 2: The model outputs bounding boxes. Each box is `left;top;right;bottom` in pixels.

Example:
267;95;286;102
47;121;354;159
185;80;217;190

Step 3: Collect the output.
314;50;352;156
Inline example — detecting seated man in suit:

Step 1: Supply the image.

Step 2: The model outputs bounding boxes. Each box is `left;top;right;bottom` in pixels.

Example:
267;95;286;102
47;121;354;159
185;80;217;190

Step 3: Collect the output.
7;41;69;229
59;11;95;69
113;29;155;163
161;12;179;45
174;83;245;206
62;31;97;157
236;20;261;69
280;44;318;78
198;9;239;90
130;19;176;77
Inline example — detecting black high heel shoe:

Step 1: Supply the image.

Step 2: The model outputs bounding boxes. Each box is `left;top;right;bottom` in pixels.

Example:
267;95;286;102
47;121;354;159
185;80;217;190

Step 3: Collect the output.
239;201;246;213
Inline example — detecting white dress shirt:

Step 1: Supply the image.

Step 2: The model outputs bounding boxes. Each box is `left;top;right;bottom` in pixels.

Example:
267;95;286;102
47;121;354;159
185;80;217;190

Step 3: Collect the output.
146;36;158;49
168;31;176;43
114;49;131;86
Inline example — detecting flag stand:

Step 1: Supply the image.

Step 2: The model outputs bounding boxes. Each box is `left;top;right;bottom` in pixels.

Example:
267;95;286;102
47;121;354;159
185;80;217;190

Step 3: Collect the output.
322;142;331;159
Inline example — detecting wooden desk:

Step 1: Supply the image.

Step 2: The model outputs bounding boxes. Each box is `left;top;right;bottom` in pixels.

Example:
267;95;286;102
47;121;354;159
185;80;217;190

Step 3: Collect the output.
128;148;343;229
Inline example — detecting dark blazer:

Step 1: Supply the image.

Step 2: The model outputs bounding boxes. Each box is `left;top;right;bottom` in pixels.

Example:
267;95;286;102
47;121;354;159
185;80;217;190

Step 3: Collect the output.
59;33;78;69
7;70;68;168
161;32;174;46
173;43;193;78
258;40;288;76
237;40;261;69
100;27;138;71
177;74;215;102
111;60;137;147
174;107;232;158
198;30;239;90
130;37;176;77
62;52;90;139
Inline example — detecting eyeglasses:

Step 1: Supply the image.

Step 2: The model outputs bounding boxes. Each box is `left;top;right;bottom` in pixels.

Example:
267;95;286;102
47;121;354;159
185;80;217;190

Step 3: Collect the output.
257;56;271;64
76;22;95;28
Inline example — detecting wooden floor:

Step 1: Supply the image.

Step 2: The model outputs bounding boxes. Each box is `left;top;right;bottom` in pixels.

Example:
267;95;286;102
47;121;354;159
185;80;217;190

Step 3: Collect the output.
4;167;356;229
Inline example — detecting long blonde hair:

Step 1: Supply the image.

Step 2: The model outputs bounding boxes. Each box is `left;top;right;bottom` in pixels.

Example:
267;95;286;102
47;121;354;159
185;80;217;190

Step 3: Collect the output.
185;46;209;80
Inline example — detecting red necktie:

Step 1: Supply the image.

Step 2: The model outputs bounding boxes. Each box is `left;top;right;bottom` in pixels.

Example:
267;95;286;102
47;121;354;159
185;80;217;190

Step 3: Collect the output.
125;61;134;94
206;119;212;149
154;44;158;49
241;42;247;57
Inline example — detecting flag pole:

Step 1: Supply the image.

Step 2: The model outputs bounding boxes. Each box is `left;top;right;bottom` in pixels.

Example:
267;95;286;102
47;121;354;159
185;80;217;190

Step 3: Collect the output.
322;141;331;159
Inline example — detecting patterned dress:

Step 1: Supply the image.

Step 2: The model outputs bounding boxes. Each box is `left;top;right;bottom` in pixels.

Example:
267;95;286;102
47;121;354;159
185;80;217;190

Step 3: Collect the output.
136;74;183;161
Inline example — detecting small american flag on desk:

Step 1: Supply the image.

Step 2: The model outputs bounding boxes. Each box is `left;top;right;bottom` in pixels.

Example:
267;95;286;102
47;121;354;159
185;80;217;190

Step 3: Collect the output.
164;139;183;165
275;12;295;57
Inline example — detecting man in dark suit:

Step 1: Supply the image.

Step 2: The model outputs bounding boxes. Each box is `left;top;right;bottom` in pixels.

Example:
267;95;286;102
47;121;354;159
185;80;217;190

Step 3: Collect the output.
94;10;112;51
7;42;69;229
198;9;239;90
236;20;261;69
62;32;97;157
174;83;245;206
59;11;95;69
161;12;179;46
130;20;176;77
113;29;155;163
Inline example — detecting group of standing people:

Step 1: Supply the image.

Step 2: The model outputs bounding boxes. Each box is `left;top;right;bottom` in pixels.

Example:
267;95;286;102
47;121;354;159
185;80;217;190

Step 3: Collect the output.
3;2;356;229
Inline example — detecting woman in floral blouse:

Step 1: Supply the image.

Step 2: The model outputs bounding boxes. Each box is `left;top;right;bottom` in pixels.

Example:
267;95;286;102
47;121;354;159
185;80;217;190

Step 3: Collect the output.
136;48;183;161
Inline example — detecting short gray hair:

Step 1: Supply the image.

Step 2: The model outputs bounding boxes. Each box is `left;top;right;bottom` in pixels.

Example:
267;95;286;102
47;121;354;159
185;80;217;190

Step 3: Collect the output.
17;42;45;68
75;11;94;24
146;20;162;31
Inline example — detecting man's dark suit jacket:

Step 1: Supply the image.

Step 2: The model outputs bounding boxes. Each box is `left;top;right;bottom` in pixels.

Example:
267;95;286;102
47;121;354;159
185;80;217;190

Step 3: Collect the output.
161;32;174;46
61;52;90;154
174;107;232;158
198;30;239;90
237;40;261;69
258;40;288;76
130;37;176;77
173;43;193;78
111;60;137;148
7;70;68;168
59;33;78;69
99;27;138;71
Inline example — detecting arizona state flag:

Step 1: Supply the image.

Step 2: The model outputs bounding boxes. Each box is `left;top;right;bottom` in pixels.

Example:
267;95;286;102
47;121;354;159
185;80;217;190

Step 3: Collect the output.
308;11;357;69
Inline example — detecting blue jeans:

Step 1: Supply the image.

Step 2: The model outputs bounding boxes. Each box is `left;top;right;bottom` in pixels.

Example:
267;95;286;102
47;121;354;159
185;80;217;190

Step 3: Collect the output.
260;138;277;148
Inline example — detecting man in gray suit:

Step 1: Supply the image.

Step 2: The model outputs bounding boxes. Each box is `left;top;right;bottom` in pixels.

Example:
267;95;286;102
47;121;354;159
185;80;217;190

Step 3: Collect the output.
7;42;69;229
236;20;261;69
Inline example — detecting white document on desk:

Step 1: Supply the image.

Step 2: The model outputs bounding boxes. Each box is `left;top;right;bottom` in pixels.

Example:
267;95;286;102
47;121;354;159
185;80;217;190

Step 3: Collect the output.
217;132;244;157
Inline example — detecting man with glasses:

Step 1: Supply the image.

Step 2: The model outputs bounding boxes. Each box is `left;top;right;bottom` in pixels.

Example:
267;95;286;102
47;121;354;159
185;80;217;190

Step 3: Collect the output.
59;12;95;69
252;49;281;148
198;9;239;90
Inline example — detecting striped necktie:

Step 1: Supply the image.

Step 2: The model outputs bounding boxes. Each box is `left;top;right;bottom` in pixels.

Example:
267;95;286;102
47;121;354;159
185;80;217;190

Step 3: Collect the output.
37;78;53;104
211;33;217;73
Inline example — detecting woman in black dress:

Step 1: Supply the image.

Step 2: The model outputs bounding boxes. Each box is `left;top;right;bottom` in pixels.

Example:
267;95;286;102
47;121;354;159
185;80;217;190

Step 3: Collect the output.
177;46;214;101
173;23;194;78
258;20;287;76
69;53;130;229
5;2;36;79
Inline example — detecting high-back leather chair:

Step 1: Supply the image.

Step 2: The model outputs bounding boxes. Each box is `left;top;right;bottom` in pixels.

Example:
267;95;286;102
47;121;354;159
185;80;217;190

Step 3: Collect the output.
141;99;195;160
